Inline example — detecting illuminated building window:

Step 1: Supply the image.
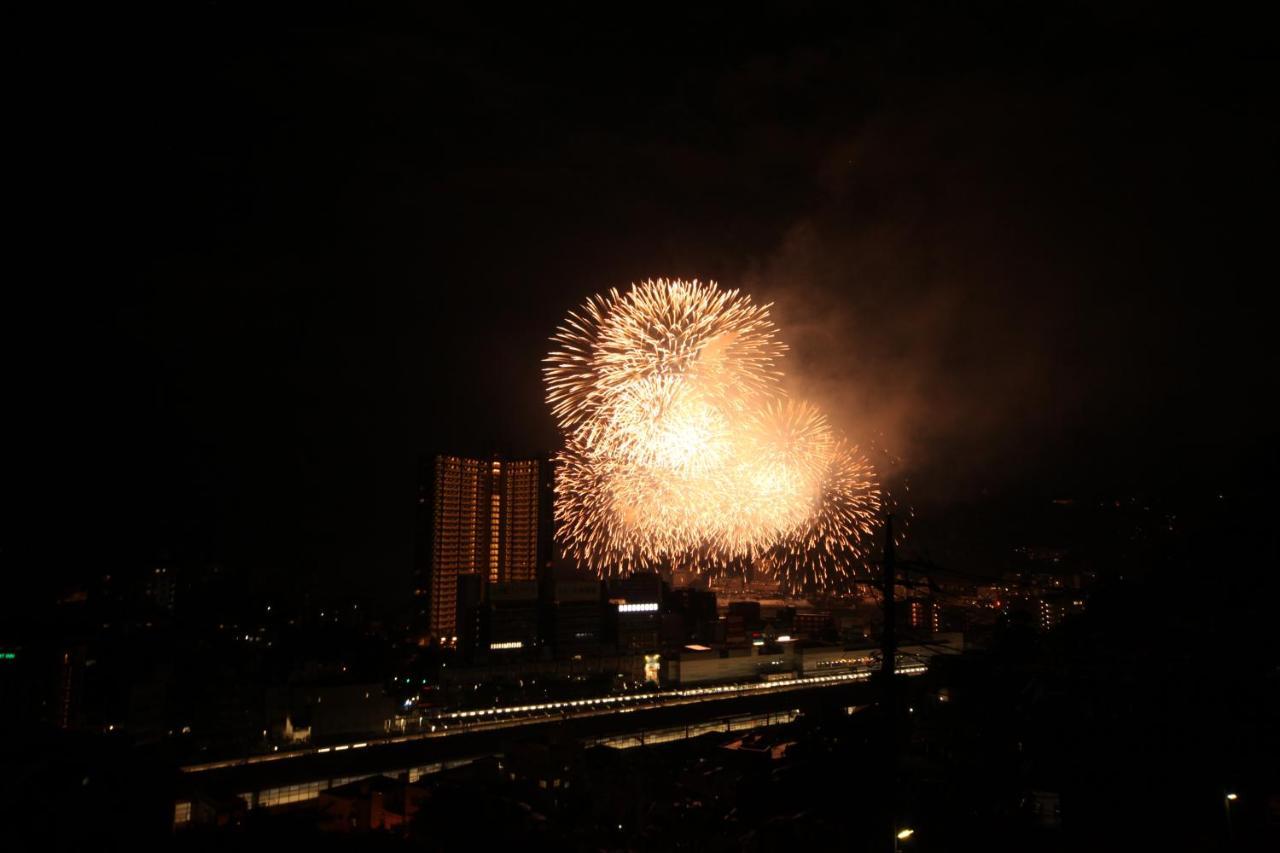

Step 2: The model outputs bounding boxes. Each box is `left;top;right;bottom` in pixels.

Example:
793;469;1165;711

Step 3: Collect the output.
254;780;325;808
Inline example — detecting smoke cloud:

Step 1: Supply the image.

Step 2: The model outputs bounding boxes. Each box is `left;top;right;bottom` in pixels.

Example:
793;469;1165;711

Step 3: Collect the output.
740;76;1267;503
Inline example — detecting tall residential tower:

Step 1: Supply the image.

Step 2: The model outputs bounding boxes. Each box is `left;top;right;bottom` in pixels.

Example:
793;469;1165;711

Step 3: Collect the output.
413;454;553;641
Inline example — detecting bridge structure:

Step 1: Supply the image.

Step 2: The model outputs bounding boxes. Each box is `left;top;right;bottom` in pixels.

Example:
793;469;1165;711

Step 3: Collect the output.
173;661;929;825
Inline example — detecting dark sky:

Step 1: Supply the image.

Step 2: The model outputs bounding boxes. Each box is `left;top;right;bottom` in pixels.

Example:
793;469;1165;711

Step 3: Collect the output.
13;3;1275;606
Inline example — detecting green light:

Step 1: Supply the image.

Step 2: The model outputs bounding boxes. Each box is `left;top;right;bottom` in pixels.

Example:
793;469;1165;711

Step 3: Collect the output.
0;652;15;660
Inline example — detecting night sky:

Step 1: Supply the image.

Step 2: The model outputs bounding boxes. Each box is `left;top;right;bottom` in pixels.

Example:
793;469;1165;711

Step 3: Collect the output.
15;4;1274;609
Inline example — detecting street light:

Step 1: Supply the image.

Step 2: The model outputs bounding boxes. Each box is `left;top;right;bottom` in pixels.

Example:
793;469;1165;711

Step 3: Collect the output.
1224;791;1239;840
896;828;915;840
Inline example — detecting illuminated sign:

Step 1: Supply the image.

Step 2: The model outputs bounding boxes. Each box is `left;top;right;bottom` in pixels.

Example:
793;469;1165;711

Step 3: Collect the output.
489;641;524;650
643;653;661;684
617;602;658;613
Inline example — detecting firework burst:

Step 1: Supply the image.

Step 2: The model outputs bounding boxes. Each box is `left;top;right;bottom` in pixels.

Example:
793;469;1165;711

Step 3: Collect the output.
545;278;883;592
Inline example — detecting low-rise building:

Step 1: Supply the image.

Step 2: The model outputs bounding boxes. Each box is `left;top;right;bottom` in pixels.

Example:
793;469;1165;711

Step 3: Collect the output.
665;643;796;685
317;775;429;832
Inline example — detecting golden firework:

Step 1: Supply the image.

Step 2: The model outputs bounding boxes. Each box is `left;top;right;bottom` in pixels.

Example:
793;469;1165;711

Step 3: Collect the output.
545;278;882;592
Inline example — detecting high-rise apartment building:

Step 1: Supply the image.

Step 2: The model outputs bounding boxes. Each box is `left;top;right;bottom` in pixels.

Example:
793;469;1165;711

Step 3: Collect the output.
413;454;553;641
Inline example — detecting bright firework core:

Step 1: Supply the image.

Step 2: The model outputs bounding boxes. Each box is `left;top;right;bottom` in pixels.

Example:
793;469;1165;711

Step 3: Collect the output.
545;279;882;592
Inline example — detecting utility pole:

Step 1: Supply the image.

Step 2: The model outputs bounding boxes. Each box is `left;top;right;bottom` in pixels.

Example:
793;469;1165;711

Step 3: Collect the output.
880;513;898;852
880;513;897;685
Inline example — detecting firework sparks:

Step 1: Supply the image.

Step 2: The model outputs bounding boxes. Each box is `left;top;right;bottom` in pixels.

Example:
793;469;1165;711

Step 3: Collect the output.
544;278;883;592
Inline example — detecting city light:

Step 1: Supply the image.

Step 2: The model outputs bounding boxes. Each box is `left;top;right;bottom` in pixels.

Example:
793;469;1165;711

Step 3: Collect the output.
617;602;659;613
1226;792;1238;801
178;663;932;775
489;641;524;650
896;828;915;840
644;654;661;685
